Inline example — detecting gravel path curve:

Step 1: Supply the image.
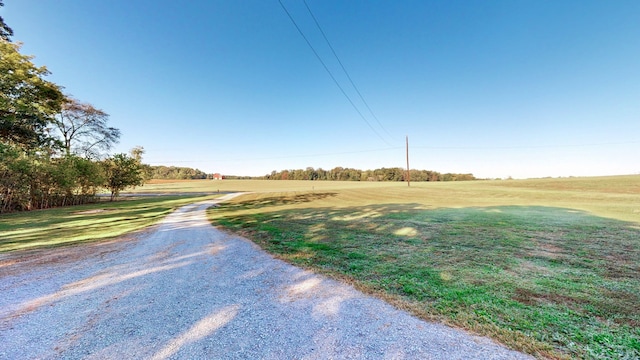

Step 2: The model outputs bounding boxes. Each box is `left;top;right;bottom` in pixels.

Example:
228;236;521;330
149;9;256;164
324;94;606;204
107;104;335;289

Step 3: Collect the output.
0;195;533;359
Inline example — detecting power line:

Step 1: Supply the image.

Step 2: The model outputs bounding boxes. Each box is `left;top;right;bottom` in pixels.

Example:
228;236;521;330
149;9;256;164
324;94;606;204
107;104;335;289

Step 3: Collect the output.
225;146;402;161
302;0;394;140
144;139;638;159
411;140;640;150
277;0;394;147
143;146;403;164
143;140;639;165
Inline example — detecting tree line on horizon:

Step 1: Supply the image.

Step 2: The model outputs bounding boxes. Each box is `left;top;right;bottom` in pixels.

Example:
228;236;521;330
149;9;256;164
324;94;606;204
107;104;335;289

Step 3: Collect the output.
261;167;476;182
140;166;476;182
0;5;144;213
142;165;209;180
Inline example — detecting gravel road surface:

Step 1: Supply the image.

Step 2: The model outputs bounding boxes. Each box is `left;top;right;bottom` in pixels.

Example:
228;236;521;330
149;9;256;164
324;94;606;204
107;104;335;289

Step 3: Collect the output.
0;195;533;359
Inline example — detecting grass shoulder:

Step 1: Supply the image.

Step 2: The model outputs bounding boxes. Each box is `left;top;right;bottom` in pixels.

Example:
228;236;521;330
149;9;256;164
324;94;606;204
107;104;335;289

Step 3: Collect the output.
207;182;640;360
0;195;218;253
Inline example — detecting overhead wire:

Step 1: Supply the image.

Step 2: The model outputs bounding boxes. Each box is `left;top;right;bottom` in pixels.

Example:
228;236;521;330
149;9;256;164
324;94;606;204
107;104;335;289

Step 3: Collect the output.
143;147;403;165
302;0;394;140
277;0;394;147
142;140;638;165
411;140;640;150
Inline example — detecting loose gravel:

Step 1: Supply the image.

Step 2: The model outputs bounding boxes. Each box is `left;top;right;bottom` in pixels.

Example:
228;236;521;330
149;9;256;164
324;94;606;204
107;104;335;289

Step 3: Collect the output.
0;195;533;359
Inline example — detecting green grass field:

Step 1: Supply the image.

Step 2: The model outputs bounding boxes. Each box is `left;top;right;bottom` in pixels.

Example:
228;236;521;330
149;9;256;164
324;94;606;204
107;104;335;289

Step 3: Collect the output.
0;195;217;252
207;176;640;359
2;175;638;358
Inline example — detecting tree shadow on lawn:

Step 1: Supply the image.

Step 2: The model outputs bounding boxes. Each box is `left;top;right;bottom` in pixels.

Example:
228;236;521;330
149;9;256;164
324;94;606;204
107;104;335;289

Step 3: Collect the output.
215;202;640;274
212;201;640;358
219;192;338;212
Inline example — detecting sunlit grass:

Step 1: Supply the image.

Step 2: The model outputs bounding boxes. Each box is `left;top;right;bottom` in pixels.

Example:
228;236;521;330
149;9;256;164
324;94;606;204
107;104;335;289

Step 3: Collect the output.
124;178;412;194
135;176;640;223
0;195;217;252
207;176;640;359
4;175;638;357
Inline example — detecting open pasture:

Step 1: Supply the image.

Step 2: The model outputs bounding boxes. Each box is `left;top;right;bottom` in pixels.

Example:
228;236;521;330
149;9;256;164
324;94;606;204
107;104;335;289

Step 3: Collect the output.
2;175;638;358
129;178;398;194
207;175;640;359
141;176;640;223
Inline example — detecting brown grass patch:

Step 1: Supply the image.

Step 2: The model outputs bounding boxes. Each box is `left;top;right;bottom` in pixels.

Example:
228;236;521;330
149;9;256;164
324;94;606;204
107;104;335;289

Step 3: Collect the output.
528;242;564;259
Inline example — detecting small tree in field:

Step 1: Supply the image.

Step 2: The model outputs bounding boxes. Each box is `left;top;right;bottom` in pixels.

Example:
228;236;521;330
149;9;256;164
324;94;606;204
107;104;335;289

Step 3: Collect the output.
102;153;144;201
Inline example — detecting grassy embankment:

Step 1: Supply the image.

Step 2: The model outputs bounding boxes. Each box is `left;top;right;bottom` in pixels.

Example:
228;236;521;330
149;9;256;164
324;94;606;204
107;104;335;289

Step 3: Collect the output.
0;195;217;253
206;175;640;359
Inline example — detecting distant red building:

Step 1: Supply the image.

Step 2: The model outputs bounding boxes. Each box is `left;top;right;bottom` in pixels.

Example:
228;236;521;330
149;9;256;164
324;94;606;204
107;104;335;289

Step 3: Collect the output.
212;173;223;180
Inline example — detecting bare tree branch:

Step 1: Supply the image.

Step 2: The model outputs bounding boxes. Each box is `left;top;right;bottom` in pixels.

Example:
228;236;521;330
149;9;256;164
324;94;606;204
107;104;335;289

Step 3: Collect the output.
53;97;121;159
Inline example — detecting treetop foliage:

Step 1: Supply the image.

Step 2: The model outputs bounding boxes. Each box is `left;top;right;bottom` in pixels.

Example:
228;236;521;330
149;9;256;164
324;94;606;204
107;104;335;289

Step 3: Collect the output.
0;41;64;149
0;1;13;41
262;167;476;182
143;165;209;180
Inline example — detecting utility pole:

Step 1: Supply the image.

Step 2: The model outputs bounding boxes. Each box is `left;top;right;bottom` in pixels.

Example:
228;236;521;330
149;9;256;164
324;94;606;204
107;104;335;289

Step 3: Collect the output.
406;135;410;187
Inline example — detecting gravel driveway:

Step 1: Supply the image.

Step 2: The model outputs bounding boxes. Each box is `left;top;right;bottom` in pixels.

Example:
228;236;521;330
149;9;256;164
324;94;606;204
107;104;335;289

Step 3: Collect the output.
0;195;533;359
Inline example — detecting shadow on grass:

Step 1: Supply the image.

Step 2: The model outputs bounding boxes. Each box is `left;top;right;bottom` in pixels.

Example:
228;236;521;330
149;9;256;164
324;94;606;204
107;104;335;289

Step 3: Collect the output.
211;200;640;359
0;195;213;253
219;192;338;212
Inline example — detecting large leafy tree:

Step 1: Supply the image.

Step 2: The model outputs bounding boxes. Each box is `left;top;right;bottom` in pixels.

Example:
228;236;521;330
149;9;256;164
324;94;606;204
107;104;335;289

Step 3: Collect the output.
0;5;138;212
54;98;121;159
0;41;64;149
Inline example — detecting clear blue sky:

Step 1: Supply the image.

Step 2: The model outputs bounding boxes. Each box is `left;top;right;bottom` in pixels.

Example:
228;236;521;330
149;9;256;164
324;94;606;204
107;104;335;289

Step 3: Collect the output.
5;1;640;178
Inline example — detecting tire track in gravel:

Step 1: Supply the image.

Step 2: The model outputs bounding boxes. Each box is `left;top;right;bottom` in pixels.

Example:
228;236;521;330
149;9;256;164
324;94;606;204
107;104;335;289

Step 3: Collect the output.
0;194;534;359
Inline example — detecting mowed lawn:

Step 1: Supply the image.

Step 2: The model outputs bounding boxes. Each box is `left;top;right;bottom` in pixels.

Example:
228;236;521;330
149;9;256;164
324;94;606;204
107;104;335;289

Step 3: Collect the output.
207;176;640;359
0;195;217;252
2;176;638;358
